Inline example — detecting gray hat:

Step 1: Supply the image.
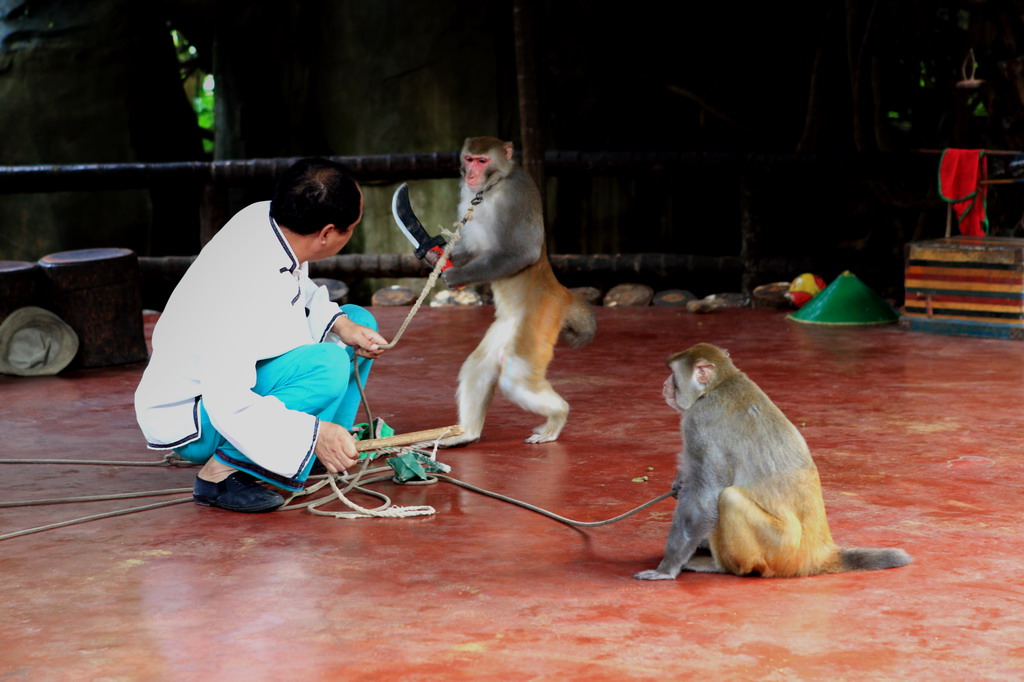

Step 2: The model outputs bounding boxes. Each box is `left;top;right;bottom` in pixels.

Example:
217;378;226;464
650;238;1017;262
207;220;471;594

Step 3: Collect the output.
0;306;79;376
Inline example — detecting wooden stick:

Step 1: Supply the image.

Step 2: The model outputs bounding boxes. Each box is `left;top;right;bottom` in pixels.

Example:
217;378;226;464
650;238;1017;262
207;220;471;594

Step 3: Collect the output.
355;425;463;452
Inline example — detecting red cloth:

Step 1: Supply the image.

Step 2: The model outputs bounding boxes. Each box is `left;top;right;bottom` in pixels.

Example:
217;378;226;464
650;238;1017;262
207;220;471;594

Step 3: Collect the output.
938;149;988;236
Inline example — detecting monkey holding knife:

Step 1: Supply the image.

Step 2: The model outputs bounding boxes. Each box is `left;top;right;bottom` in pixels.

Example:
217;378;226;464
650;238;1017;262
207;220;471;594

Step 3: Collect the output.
407;136;596;446
635;343;911;580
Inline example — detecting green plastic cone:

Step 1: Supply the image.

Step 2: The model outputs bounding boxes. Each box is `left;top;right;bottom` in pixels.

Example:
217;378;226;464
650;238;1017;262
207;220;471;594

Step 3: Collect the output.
787;271;899;326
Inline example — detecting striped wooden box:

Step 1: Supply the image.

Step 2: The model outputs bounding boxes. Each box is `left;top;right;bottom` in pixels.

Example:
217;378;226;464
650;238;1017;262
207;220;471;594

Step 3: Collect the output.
900;237;1024;340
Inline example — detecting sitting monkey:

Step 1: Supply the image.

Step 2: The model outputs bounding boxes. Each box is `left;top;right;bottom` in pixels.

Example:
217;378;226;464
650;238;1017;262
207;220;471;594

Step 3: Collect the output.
635;343;911;579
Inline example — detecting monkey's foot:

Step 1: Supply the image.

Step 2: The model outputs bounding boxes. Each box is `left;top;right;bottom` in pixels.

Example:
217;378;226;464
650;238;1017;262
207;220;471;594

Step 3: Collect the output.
524;421;565;444
524;432;559;444
435;433;480;448
633;569;678;581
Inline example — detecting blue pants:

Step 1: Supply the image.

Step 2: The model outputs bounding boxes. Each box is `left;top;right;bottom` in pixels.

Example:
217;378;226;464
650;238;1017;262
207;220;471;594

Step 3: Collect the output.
176;304;376;491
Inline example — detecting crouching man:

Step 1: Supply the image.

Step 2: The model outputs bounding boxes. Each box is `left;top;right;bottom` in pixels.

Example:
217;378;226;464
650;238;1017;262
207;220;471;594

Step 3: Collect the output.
135;158;388;512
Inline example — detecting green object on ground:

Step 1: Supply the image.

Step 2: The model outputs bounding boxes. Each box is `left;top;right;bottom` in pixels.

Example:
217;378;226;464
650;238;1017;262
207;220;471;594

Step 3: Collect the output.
387;451;451;482
787;271;899;326
388;453;428;482
351;417;395;460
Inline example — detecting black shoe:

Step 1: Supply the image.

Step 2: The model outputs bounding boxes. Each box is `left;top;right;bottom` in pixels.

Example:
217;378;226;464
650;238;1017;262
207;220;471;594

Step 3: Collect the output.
193;472;285;513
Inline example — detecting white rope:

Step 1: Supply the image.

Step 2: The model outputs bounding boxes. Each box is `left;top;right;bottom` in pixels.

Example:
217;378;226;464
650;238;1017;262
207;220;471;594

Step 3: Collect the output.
277;433;455;519
379;226;461;351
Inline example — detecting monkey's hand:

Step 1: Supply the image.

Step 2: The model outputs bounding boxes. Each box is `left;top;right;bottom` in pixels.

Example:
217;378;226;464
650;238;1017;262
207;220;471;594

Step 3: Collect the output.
633;569;678;581
423;245;455;273
423;247;440;267
440;266;469;290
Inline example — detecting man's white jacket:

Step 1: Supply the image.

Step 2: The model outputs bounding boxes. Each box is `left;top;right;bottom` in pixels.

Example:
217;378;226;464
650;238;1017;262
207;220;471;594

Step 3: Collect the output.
134;201;345;477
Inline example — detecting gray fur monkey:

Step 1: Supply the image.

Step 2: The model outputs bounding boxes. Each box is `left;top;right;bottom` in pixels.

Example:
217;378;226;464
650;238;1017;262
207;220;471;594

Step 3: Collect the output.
635;343;912;579
435;136;596;447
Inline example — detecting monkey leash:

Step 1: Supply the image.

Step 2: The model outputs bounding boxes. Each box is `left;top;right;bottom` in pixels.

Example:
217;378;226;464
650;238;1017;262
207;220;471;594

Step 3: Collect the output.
432;476;676;529
321;347;675;526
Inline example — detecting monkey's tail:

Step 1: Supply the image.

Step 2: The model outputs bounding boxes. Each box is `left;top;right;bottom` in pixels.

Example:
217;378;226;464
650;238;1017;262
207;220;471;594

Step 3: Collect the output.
559;291;597;349
836;547;912;572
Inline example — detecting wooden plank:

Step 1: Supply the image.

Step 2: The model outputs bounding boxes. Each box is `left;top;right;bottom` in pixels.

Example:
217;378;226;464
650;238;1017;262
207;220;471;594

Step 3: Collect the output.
905;290;1024;306
900;315;1024;340
904;300;1023;315
908;246;1021;265
355;425;463;452
908;238;1024;265
905;279;1024;296
905;265;1024;282
902;307;1023;323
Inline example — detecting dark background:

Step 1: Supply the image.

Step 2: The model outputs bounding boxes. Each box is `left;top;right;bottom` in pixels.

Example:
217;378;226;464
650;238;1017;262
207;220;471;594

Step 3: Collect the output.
2;0;1023;301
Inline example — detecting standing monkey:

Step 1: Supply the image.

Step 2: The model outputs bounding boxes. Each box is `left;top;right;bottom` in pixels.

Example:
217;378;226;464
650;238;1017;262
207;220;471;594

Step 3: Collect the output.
437;137;596;446
635;343;911;579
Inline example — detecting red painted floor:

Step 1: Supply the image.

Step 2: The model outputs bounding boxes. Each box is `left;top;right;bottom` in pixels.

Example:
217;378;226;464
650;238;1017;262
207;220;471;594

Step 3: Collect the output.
2;306;1023;680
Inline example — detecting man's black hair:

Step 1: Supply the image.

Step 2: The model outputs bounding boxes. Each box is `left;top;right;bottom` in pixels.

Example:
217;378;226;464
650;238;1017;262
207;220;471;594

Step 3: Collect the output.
270;157;361;235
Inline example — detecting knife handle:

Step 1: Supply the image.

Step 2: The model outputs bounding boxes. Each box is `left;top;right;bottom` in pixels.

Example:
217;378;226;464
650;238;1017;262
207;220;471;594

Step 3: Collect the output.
428;246;453;272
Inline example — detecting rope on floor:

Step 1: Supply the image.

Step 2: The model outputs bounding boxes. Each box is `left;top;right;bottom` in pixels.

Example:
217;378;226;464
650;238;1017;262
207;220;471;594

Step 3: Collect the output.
0;452;194;467
288;471;435;519
279;434;452;519
0;453;197;541
0;488;192;508
0;447;674;539
0;497;192;542
432;475;676;528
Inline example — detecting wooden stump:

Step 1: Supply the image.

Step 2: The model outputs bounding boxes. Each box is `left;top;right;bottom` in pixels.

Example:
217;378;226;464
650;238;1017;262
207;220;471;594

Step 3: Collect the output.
312;278;350;304
0;260;43;323
38;248;148;368
372;286;416;307
570;286;603;306
752;282;793;309
653;289;696;306
431;289;484;307
603;283;654;307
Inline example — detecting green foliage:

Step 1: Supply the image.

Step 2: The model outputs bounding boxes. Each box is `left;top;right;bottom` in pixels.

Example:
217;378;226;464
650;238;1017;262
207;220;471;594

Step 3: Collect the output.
170;29;214;154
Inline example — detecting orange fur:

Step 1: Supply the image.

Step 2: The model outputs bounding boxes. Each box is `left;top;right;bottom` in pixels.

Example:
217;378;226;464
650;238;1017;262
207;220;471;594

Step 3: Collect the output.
443;253;588;447
710;469;839;577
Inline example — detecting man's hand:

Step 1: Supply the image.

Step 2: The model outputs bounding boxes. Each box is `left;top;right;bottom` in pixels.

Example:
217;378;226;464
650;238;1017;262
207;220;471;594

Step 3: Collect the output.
314;420;360;474
331;316;389;359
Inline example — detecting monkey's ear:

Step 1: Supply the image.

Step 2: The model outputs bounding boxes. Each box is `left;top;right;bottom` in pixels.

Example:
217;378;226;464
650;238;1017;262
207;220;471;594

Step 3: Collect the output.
693;361;715;385
503;141;514;160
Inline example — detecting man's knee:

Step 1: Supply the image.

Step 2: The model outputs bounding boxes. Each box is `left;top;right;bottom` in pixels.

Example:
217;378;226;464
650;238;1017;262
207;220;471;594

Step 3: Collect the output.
341;304;377;332
308;342;351;384
269;343;351;397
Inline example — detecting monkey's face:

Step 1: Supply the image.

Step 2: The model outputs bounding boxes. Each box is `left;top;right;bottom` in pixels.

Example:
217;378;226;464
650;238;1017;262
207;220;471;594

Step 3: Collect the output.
665;358;709;412
462;153;492;191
